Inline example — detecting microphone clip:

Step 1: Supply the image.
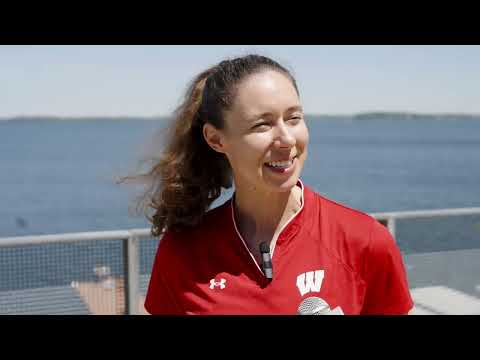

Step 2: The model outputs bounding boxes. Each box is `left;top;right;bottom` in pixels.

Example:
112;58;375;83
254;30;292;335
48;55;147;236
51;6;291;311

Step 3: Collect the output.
259;242;273;281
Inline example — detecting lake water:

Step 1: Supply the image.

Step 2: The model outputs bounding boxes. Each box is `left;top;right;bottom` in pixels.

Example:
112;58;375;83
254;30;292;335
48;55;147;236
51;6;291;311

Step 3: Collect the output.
0;118;479;291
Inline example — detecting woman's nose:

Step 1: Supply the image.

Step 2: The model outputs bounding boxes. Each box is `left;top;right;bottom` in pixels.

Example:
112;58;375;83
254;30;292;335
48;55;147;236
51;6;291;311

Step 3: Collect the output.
273;123;296;148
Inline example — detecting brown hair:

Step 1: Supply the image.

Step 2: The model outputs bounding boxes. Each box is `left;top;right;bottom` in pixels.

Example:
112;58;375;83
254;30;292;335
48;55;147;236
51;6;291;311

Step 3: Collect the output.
124;54;299;236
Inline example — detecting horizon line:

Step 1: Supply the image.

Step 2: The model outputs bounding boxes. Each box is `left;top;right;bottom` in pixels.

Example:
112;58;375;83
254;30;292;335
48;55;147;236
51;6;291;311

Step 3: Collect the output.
2;111;480;120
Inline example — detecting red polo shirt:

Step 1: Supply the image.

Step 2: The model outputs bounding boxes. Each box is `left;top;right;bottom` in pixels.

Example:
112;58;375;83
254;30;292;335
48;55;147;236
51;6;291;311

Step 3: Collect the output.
145;180;413;315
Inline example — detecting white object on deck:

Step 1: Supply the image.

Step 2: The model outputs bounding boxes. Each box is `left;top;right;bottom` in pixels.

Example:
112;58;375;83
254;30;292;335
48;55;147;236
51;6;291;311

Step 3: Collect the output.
411;286;480;315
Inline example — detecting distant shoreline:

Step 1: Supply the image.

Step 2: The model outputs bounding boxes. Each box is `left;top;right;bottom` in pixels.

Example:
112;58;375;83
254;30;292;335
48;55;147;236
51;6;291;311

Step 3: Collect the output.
2;112;480;122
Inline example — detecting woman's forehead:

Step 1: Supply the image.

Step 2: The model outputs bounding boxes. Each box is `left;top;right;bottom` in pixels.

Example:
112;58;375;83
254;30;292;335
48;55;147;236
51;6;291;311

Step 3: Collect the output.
231;70;301;118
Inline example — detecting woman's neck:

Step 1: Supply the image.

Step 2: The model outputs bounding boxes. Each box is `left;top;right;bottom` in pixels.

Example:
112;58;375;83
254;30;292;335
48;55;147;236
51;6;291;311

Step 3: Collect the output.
233;182;302;254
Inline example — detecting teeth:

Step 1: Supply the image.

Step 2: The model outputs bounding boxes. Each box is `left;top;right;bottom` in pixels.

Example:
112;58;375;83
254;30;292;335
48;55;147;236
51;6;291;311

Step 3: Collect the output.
267;159;293;168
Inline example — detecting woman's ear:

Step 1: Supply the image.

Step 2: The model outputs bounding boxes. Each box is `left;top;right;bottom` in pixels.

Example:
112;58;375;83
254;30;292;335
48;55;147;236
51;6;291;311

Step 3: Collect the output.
203;123;226;154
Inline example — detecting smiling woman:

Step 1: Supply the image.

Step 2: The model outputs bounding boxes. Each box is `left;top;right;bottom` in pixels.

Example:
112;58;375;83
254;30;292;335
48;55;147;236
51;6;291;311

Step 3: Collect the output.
205;70;308;196
126;54;414;315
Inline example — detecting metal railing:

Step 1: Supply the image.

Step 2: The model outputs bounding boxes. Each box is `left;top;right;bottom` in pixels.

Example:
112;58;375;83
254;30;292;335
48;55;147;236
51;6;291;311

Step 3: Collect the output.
1;207;480;314
371;207;480;240
0;228;152;315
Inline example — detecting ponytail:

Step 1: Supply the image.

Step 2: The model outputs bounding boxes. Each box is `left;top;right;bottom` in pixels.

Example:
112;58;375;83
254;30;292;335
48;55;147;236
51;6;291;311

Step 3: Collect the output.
138;68;231;235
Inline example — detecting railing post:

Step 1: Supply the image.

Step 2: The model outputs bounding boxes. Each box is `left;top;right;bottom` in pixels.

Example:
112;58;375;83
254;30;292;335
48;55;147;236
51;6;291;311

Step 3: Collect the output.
123;234;140;315
387;217;396;240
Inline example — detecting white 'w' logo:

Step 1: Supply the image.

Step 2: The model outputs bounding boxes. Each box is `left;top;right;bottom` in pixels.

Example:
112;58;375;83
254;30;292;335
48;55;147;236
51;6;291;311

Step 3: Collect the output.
296;270;324;296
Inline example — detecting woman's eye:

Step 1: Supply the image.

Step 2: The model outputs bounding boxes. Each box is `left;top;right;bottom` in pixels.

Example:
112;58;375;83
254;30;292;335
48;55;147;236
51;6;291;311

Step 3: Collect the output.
253;123;270;130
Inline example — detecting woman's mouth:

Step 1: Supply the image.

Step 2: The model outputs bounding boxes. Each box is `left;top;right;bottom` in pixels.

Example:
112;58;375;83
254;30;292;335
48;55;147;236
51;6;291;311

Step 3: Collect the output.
264;156;297;174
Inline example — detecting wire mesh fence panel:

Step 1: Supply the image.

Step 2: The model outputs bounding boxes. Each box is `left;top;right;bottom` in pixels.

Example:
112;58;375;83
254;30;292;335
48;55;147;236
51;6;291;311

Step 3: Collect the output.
0;239;125;315
396;214;480;254
394;215;480;314
138;236;160;315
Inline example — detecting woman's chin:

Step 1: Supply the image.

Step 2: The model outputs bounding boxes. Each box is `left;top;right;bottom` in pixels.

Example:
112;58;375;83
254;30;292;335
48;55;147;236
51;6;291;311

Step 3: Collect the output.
263;174;300;193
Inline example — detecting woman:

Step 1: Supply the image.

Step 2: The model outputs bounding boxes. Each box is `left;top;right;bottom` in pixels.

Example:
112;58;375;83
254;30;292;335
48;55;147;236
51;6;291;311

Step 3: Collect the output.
141;54;413;315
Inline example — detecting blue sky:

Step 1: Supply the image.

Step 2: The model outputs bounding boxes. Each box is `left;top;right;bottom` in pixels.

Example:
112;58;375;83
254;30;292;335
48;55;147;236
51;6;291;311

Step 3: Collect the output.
1;45;479;117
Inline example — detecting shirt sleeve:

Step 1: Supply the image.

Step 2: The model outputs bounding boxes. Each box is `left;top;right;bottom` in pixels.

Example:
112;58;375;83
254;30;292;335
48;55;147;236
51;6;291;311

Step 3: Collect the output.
144;232;183;315
361;220;414;315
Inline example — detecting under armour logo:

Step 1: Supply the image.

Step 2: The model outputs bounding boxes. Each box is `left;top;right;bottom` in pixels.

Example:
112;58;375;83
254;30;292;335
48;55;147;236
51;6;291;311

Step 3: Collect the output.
209;278;226;289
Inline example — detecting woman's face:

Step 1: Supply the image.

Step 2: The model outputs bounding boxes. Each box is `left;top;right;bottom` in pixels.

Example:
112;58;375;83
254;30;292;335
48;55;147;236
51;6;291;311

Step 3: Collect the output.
217;70;309;193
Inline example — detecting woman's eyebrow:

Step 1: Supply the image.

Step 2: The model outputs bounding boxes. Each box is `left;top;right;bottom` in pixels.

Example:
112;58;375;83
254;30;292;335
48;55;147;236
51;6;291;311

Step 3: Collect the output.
247;106;303;123
286;105;303;113
247;112;273;122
